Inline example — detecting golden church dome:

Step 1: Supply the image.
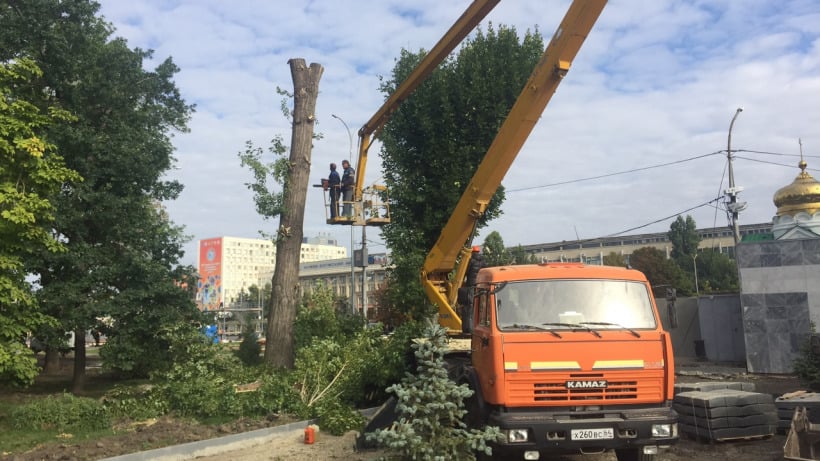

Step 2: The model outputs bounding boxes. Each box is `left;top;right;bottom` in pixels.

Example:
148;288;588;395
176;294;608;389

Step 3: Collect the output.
773;160;820;216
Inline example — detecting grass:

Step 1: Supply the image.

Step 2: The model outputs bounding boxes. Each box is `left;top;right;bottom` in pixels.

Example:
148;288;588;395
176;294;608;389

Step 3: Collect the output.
0;352;147;455
0;390;120;454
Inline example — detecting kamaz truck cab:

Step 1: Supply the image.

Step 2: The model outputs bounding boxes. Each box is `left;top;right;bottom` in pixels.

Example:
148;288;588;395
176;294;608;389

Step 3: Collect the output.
463;263;677;460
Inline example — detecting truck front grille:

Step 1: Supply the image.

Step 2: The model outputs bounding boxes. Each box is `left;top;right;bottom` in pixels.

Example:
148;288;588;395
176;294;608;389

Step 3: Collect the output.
505;371;665;406
535;379;637;401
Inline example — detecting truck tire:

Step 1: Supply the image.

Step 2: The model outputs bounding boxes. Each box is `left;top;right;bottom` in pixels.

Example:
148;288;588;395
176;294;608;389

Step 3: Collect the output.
615;448;655;461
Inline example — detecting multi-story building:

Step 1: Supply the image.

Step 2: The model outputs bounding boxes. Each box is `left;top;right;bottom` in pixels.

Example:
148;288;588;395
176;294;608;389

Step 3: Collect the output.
298;253;390;319
517;222;772;265
196;234;347;311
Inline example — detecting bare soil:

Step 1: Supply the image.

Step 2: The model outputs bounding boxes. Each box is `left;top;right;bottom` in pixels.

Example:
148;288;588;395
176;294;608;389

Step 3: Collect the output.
1;359;810;461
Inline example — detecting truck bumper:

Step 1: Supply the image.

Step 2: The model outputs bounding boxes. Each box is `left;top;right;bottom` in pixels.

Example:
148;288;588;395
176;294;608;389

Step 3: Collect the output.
487;405;678;457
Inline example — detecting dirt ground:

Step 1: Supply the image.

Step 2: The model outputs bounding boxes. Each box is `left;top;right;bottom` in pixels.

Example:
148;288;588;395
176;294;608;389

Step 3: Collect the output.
2;360;810;461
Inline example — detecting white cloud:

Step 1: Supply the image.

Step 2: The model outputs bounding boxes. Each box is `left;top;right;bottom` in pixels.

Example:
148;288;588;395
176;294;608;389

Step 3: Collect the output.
96;0;820;264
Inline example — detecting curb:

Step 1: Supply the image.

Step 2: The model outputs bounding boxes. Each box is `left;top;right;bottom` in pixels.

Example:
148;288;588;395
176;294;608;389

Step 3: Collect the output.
100;408;379;461
100;419;315;461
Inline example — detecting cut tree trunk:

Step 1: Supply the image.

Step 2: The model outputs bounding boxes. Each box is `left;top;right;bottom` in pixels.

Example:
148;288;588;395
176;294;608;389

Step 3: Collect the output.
264;59;324;368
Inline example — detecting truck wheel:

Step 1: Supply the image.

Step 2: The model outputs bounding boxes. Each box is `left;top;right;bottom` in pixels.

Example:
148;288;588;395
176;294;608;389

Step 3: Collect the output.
615;448;655;461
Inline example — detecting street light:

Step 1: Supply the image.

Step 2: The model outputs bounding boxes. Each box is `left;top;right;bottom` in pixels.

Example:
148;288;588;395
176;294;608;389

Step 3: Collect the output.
692;253;699;297
332;114;357;313
726;107;745;247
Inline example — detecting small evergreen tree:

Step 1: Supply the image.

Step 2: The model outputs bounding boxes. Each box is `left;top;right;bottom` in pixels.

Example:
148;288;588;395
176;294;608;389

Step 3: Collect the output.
236;328;262;366
793;326;820;391
367;319;501;460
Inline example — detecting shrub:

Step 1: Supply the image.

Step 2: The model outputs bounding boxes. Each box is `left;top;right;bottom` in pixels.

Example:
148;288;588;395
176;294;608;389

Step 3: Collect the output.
294;285;365;350
11;393;110;431
244;368;302;416
102;384;167;421
102;319;208;379
151;344;248;418
794;333;820;391
353;321;421;405
236;329;262;366
366;319;501;460
311;397;365;436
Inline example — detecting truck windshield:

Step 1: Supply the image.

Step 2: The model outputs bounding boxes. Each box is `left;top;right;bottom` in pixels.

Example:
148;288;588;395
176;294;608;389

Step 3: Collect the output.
495;279;656;331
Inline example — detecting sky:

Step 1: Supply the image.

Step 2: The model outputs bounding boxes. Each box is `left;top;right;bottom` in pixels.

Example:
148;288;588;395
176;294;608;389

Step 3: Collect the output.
95;0;820;266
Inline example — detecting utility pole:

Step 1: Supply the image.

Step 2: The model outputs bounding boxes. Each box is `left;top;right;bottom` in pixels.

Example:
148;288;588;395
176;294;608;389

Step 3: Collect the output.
361;225;367;321
725;107;745;247
332;114;357;314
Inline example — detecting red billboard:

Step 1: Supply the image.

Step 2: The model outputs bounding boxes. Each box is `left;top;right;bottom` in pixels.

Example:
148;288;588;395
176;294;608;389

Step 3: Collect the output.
197;238;223;311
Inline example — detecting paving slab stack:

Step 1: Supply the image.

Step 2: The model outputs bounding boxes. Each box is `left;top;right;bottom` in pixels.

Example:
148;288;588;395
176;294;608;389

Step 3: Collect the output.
673;382;777;441
775;391;820;434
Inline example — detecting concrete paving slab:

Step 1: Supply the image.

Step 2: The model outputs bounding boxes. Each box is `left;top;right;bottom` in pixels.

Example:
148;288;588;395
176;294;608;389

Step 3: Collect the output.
675;381;756;393
675;389;775;408
675;402;776;419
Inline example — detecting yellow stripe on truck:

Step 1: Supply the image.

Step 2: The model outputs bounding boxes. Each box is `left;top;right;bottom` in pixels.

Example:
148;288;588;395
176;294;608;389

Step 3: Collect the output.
592;360;645;369
530;361;582;371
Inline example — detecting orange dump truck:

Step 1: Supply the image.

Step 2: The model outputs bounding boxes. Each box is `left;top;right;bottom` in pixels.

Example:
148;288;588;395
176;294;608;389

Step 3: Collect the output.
453;262;677;460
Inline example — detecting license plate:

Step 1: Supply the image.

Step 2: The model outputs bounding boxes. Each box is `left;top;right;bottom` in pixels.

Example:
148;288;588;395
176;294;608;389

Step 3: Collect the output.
570;428;614;440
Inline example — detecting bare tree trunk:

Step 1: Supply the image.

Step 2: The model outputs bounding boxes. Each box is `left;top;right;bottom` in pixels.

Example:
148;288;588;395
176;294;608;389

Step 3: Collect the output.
264;58;323;368
71;328;86;393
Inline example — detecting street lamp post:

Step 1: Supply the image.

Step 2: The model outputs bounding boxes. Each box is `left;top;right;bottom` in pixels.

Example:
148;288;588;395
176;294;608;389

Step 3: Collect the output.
332;114;357;313
726;107;744;246
692;253;699;297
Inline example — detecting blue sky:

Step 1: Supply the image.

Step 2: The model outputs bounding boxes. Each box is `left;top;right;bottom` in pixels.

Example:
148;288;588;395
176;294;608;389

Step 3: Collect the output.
96;0;820;265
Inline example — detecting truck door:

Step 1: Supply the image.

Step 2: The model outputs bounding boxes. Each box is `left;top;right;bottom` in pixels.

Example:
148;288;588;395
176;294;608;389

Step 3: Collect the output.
471;288;498;400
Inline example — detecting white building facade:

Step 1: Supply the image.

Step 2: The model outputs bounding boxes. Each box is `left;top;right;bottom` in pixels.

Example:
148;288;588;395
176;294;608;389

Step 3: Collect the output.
196;234;347;311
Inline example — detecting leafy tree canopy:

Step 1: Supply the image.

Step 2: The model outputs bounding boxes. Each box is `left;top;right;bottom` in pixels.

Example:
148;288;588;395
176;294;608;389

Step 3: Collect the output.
0;58;81;386
482;231;512;266
603;251;626;267
510;245;537;265
629;247;693;296
668;215;701;260
1;0;198;387
693;249;739;294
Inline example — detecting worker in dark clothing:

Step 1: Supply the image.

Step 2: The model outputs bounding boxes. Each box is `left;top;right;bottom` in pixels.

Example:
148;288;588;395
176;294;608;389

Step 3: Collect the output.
341;159;355;217
466;245;485;287
459;245;486;334
327;163;341;218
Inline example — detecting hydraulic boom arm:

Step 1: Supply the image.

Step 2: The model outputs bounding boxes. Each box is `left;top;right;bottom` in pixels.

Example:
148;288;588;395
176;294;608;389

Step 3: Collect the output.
421;0;607;333
334;0;500;226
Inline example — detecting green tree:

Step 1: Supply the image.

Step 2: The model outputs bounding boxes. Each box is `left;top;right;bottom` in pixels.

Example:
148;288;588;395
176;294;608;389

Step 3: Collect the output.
628;247;693;295
366;319;501;459
380;25;545;317
510;245;537;265
482;231;512;266
667;215;701;260
603;251;626;267
1;0;197;391
695;249;739;294
0;59;81;387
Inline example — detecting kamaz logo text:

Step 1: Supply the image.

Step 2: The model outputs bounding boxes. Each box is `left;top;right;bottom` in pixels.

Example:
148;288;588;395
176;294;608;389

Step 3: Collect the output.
566;380;608;389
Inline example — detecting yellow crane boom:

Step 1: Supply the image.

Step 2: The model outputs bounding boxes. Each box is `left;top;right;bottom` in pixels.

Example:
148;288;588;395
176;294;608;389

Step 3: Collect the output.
422;0;608;333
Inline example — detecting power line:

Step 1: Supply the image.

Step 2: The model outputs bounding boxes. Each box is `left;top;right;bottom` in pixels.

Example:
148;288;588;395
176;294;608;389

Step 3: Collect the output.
735;156;820;171
505;148;817;195
601;197;723;238
550;196;724;248
736;149;820;158
507;151;724;193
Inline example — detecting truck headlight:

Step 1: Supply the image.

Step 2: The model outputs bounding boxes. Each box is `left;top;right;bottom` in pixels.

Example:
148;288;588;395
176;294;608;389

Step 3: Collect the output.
505;429;529;443
651;423;676;437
